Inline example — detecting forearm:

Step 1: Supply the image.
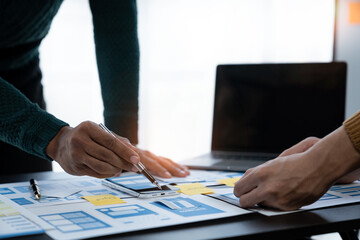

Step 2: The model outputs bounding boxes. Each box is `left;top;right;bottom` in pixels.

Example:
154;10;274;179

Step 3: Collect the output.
0;77;68;160
334;111;360;182
310;125;360;183
344;111;360;153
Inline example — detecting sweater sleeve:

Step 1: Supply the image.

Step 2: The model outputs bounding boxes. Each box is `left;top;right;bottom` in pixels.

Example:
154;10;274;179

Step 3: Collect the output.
343;111;360;153
0;77;68;160
89;0;140;144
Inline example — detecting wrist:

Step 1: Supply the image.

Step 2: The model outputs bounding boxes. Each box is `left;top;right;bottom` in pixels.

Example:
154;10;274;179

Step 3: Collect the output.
310;126;360;183
46;126;72;160
343;111;360;153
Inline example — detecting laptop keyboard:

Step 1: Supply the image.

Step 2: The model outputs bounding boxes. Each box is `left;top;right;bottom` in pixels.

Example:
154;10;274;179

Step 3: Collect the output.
183;152;278;171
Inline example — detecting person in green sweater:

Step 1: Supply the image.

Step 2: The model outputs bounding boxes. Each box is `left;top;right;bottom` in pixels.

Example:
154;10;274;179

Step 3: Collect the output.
0;0;190;178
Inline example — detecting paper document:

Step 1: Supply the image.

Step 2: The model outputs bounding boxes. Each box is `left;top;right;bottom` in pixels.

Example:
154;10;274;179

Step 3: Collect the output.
0;176;131;209
157;170;244;185
0;195;53;239
2;171;360;239
207;182;360;216
29;194;251;240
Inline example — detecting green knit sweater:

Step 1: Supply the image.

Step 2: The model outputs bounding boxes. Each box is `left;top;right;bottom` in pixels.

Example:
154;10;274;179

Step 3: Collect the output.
0;0;140;160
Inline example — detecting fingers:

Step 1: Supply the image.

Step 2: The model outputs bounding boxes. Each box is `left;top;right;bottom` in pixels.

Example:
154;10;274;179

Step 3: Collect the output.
241;168;254;178
233;170;258;198
65;159;116;179
157;157;190;177
279;137;320;157
238;187;267;208
139;150;190;178
140;153;172;178
146;151;190;177
83;155;121;178
112;171;122;178
336;168;360;184
234;167;277;208
59;121;192;179
114;134;139;154
234;170;270;208
53;121;191;179
55;121;141;178
83;122;140;165
78;164;115;179
84;140;135;172
235;177;291;210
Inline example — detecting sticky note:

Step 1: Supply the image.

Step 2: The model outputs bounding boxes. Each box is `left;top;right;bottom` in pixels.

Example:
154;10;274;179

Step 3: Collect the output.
217;178;240;187
349;2;360;24
81;194;126;206
175;183;214;195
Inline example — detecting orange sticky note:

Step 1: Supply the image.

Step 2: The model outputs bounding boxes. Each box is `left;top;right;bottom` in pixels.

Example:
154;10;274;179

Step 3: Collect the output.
349;2;360;24
217;178;240;187
81;194;126;206
175;183;214;196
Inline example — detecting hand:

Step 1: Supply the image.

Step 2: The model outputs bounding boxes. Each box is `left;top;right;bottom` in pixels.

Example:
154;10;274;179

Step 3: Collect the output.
278;136;360;184
46;121;140;178
234;152;331;211
136;149;190;178
234;127;360;211
337;168;360;184
111;134;190;178
278;137;320;157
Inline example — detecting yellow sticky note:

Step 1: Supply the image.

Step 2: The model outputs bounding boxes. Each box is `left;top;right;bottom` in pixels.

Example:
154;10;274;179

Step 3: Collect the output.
81;194;126;206
175;183;214;196
349;2;360;24
217;178;240;187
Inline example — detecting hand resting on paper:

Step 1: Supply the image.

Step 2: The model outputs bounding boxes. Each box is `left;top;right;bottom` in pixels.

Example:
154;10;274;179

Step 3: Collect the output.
277;136;360;184
233;126;360;211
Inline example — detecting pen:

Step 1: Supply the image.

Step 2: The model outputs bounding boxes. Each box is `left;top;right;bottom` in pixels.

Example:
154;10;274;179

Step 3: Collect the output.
29;178;41;200
99;123;162;190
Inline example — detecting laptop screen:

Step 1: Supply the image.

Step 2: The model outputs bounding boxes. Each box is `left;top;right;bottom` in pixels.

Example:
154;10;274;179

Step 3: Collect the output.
211;63;346;154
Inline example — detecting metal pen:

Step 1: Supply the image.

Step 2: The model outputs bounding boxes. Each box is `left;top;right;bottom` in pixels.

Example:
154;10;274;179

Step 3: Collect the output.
29;178;41;200
99;123;162;190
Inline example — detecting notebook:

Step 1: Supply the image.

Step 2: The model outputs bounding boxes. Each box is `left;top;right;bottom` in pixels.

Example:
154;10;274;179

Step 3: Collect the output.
181;63;347;171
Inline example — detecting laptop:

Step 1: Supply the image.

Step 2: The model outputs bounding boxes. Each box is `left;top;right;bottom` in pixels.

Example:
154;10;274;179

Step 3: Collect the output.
182;63;347;171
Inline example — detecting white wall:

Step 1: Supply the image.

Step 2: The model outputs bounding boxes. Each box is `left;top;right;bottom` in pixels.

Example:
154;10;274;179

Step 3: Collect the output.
39;0;335;171
137;0;334;161
335;0;360;117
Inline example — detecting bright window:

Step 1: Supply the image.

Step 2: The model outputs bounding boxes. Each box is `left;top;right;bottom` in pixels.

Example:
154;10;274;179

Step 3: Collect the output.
40;0;335;171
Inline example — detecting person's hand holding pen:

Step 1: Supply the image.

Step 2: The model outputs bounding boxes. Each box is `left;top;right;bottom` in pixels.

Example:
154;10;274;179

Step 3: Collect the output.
46;121;189;179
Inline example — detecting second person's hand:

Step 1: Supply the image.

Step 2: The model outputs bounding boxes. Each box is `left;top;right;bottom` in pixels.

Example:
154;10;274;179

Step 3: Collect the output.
233;126;360;211
278;136;360;184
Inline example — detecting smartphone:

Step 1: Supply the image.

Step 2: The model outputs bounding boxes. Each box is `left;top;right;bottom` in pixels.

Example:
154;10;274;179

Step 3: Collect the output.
102;177;180;199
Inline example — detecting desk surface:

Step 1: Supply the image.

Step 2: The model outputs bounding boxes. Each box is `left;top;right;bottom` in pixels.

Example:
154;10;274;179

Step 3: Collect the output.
1;171;360;240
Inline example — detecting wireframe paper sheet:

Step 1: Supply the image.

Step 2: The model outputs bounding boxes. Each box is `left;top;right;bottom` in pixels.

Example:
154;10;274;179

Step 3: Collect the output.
30;194;251;240
207;181;360;216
